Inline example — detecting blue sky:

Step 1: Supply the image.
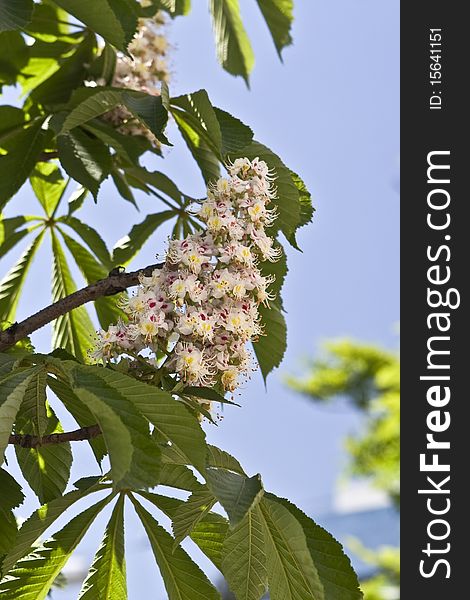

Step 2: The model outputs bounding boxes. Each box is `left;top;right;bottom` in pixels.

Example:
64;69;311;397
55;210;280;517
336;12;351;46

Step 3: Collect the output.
2;0;399;595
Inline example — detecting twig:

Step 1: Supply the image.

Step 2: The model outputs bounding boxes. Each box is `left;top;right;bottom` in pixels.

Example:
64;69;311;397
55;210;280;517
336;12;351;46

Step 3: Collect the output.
0;263;162;351
9;425;102;448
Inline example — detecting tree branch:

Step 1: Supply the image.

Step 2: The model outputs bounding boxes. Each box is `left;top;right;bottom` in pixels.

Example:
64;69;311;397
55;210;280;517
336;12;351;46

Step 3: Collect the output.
0;264;162;351
9;425;102;448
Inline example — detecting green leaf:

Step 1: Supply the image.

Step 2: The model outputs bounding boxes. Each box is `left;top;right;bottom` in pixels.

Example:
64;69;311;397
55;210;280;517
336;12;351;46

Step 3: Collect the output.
181;386;238;406
131;497;221;600
209;0;254;84
51;231;95;361
29;34;96;106
253;303;287;381
171;89;222;157
1;483;109;574
14;367;48;437
0;106;26;140
0;0;33;32
78;494;127;600
137;491;229;571
157;463;202;492
47;374;107;465
121;91;170;145
0;216;37;261
214;107;253;156
123;167;185;205
222;504;267;600
228;141;301;241
59;215;112;267
172;488;216;546
63;88;170;144
67;364;162;488
0;367;41;463
267;495;362;600
259;496;325;600
112;210;176;266
87;43;117;85
15;403;73;505
0;468;24;564
171;89;223;183
57;128;112;200
111;166;137;206
205;468;264;526
53;0;138;53
259;240;287;301
67;185;88;215
206;445;245;475
30;162;68;217
59;229;124;329
83;120;150;164
24;2;77;43
255;0;293;58
0;495;113;600
0;120;47;210
89;366;208;470
286;171;314;249
0;233;44;323
0;31;29;88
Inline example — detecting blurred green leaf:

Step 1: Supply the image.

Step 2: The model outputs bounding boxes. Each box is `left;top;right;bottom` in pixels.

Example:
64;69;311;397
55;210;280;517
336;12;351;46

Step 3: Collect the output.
255;0;293;58
53;0;138;53
0;0;33;32
0;121;48;211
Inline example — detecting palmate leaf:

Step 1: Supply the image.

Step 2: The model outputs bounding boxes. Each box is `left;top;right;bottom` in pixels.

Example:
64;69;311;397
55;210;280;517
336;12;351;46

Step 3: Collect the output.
51;231;95;362
206;445;245;475
47;374;107;465
86;366;208;471
0;217;33;262
259;496;325;600
0;31;29;89
172;488;217;546
29;162;68;217
209;0;254;84
78;494;127;600
0;231;44;324
112;209;176;266
221;505;267;600
59;229;124;329
287;171;314;249
0;495;114;600
0;367;39;460
267;495;362;600
53;0;138;53
213;107;253;156
1;481;110;574
253;303;287;381
255;0;293;58
130;496;221;600
205;468;264;526
15;403;73;505
0;0;33;32
0;120;48;210
157;463;202;492
66;364;162;488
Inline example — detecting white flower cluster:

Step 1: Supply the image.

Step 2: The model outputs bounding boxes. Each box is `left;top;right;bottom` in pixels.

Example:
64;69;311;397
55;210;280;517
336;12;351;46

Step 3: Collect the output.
100;11;169;144
93;158;281;398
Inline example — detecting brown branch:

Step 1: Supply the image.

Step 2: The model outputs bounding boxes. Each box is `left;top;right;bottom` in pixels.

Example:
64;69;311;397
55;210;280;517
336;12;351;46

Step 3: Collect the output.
0;264;162;351
9;425;102;448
